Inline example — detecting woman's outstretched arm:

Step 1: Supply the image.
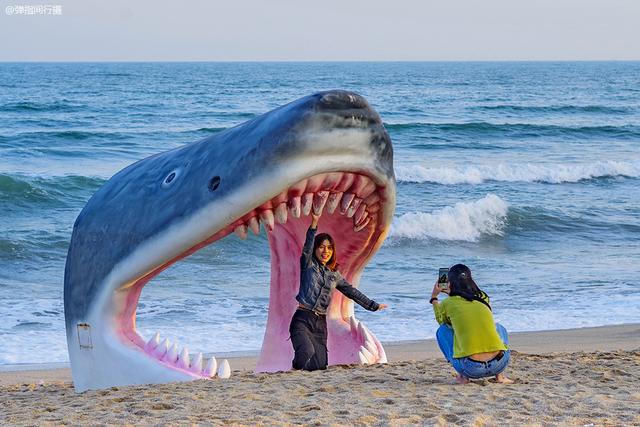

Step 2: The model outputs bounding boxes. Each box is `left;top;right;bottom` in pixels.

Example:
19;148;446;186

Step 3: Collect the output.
336;278;387;311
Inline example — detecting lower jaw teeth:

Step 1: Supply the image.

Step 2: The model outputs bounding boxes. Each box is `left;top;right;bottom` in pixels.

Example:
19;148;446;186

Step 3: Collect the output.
144;333;232;379
359;346;375;364
177;348;191;370
349;316;383;365
190;352;203;373
217;359;231;379
203;356;217;377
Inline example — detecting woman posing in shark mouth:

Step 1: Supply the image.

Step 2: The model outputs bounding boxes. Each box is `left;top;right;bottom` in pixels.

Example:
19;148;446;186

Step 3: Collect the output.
290;212;388;371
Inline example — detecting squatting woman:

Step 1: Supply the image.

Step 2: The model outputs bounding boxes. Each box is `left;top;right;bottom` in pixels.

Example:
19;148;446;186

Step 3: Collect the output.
431;263;513;384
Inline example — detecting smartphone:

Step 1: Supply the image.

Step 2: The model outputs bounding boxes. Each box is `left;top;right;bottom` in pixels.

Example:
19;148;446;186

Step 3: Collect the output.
438;268;449;290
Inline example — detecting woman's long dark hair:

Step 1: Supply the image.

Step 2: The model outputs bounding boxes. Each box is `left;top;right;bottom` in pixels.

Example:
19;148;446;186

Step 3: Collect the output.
313;233;338;271
447;264;491;311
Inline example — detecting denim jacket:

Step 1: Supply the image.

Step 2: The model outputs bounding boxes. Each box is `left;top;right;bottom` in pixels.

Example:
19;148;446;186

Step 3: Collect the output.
296;226;379;315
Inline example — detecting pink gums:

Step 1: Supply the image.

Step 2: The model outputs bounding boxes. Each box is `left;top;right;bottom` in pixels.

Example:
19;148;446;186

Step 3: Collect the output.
114;171;389;375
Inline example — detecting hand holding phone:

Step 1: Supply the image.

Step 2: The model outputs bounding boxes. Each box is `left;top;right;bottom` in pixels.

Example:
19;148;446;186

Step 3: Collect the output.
438;267;449;290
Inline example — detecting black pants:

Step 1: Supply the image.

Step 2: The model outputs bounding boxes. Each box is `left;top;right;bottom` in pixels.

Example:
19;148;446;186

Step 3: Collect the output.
289;309;328;371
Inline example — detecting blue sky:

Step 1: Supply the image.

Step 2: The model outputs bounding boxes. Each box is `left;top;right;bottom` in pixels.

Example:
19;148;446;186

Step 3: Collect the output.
1;0;639;61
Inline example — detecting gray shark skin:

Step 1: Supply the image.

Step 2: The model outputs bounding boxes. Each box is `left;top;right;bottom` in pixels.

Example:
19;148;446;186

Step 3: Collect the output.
64;90;395;392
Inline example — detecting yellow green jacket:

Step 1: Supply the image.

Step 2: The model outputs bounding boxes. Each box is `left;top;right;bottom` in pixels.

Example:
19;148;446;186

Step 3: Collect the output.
433;295;508;358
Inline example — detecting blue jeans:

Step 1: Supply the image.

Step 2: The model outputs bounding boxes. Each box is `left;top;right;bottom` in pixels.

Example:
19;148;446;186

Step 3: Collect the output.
436;323;510;379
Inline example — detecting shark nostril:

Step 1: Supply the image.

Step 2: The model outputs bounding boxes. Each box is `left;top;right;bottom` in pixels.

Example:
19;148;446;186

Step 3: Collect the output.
208;176;221;191
165;172;176;184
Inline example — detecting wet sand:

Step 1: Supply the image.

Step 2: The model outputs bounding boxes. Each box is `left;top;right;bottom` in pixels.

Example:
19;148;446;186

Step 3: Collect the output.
1;324;639;426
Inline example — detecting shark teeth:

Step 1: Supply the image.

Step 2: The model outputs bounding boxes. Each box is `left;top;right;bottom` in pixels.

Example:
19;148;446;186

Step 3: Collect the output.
259;209;275;232
354;203;368;225
190;352;204;373
217;359;231;379
142;333;232;379
349;317;385;366
340;193;356;215
349;316;361;340
354;217;370;232
144;332;160;352
326;192;342;214
203;356;218;377
154;338;170;358
163;343;179;363
288;196;301;218
275;202;288;224
230;172;383;239
301;193;313;216
312;191;329;215
347;197;362;218
359;346;375;364
247;216;260;235
177;347;191;370
234;224;248;240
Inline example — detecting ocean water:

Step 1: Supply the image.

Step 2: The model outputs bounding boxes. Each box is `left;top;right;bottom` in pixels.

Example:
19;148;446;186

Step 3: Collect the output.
1;62;639;365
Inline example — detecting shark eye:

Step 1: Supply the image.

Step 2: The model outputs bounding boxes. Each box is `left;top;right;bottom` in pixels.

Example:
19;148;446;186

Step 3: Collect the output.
162;169;181;188
208;176;221;191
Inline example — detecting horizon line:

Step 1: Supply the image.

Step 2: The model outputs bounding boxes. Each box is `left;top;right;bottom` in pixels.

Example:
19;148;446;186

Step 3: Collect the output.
2;59;640;64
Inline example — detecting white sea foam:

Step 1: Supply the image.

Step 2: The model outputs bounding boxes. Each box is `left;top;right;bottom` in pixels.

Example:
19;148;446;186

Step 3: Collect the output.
396;160;640;185
389;194;509;241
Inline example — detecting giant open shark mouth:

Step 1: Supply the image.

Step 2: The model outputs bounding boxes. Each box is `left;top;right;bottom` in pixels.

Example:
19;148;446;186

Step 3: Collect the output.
121;171;390;379
64;90;395;391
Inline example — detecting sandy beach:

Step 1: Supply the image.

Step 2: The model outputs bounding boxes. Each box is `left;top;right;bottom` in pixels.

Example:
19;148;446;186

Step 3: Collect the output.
1;324;639;426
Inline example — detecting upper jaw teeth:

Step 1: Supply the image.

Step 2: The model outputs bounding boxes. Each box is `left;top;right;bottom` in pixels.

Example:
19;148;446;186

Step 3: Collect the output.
143;332;232;379
259;209;275;231
275;203;288;224
326;192;342;214
312;191;329;215
288;196;302;218
230;172;383;237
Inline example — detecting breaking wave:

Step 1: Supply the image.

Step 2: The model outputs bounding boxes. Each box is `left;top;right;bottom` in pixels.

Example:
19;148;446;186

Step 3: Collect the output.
396;160;640;185
389;194;509;242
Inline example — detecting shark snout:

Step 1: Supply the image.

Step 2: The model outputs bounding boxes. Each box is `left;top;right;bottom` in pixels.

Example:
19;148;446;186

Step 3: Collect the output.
314;90;381;127
318;90;369;110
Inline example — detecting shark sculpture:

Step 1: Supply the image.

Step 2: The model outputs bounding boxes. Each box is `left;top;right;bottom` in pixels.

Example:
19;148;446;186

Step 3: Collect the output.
64;90;396;392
